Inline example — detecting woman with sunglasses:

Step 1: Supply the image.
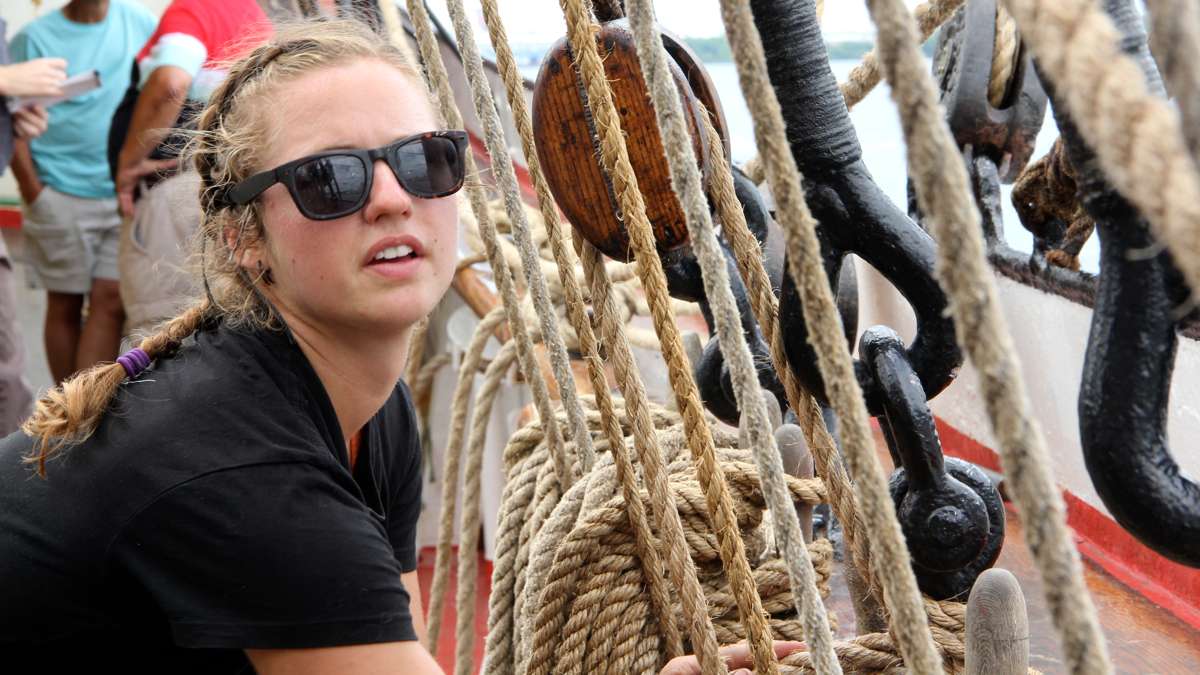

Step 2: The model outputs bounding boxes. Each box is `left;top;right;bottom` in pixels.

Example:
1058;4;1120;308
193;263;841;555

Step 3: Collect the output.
0;20;456;674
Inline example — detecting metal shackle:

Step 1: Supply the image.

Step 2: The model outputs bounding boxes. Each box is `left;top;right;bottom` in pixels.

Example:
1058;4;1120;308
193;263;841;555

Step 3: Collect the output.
861;326;1006;599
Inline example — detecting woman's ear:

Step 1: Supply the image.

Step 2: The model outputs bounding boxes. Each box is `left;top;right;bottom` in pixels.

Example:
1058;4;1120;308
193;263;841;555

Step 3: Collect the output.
223;224;261;270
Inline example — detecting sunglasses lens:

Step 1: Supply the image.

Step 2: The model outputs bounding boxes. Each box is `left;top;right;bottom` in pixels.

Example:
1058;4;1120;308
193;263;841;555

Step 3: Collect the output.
394;135;465;197
293;154;368;217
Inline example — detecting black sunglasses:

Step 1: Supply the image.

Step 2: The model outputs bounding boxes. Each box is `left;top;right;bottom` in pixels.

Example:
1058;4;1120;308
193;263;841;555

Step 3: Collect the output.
225;130;469;220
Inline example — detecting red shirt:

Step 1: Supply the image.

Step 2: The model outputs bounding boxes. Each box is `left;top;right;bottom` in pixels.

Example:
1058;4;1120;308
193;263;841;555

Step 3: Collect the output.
136;0;271;100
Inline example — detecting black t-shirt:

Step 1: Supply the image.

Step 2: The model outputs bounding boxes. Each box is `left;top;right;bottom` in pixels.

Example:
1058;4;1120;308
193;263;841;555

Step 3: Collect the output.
0;319;423;672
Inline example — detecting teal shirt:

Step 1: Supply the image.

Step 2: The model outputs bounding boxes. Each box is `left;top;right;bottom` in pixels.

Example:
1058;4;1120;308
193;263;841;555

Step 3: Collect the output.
10;1;156;199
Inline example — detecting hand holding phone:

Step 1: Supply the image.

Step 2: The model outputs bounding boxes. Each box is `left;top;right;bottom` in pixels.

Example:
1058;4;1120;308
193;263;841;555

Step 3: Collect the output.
0;58;67;98
7;69;99;113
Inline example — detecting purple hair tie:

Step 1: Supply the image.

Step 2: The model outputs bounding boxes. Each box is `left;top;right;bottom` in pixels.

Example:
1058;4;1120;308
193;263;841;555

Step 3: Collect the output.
117;348;152;379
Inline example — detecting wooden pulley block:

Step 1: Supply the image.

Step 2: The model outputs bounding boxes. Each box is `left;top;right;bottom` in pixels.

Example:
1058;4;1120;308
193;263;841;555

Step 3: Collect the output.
532;19;728;262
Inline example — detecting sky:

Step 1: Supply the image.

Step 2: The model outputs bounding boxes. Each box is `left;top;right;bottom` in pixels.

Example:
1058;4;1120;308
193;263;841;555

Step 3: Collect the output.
424;0;926;44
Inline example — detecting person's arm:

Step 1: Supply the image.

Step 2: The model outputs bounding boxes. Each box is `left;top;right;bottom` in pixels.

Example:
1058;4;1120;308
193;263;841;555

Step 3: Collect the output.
0;58;66;97
9;140;43;204
114;65;191;215
246;641;443;675
402;570;428;644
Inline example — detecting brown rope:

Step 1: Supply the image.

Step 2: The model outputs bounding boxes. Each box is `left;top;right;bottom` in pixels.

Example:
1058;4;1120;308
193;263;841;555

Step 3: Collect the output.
469;0;741;668
424;307;506;651
868;0;1111;672
700;113;879;625
552;0;779;670
717;0;947;672
1011;138;1095;270
404;0;573;496
623;0;839;668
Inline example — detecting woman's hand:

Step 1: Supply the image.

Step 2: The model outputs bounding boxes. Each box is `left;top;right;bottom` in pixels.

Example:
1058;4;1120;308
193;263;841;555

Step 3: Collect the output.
12;106;50;140
115;155;178;217
0;58;67;98
659;641;807;675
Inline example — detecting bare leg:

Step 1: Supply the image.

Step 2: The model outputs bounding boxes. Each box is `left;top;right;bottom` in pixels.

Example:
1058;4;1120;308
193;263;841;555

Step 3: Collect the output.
45;291;83;384
76;278;125;373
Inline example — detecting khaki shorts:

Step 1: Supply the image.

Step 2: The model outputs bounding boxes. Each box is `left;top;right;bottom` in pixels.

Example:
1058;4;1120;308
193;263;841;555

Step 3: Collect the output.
20;186;121;294
119;171;202;338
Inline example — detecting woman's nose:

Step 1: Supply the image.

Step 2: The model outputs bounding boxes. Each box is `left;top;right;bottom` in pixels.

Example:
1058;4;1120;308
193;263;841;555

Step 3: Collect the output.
362;158;413;223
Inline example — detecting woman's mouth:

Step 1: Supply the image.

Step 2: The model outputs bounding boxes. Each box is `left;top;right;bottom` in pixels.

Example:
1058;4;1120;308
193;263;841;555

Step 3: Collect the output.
369;244;417;263
364;238;424;280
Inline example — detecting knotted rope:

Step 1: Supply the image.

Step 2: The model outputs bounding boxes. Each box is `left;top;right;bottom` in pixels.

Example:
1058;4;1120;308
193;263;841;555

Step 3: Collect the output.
865;0;1111;672
717;0;948;672
624;1;839;671
553;0;781;670
1001;0;1200;302
1012;138;1095;270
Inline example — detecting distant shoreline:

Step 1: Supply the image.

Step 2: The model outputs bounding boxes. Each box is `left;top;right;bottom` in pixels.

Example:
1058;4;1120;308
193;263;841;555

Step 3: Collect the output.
682;35;937;63
509;36;937;71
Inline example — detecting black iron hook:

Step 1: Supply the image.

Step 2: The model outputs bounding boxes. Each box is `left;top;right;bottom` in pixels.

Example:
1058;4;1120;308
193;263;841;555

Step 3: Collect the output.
1058;0;1200;567
749;0;963;418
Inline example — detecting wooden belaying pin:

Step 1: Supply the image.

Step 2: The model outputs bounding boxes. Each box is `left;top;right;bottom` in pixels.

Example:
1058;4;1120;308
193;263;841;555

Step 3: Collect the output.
775;422;814;544
965;568;1029;675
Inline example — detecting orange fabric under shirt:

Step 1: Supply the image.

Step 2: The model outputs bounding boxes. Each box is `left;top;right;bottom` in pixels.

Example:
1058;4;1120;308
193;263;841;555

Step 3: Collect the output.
348;429;362;471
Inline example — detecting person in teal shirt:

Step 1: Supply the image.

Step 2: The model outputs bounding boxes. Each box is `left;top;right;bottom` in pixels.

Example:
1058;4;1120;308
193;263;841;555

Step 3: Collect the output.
10;0;155;198
8;0;155;386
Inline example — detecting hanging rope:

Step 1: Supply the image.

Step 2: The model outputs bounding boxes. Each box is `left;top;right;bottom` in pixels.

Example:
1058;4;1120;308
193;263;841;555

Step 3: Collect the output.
841;0;965;109
404;0;572;486
410;352;452;411
623;1;840;671
456;339;522;674
440;0;597;477
1145;0;1200;167
716;0;947;672
1001;0;1200;302
443;1;695;666
865;0;1111;673
989;4;1019;107
699;111;880;627
404;316;430;384
424;307;506;651
466;0;750;671
404;0;575;651
552;0;782;671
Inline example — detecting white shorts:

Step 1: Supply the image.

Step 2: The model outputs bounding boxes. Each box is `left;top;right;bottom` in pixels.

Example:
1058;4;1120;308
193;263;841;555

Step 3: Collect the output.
20;186;120;294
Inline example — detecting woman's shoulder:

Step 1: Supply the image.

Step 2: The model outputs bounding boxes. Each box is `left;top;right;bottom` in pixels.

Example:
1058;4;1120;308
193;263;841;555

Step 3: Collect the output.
46;322;339;505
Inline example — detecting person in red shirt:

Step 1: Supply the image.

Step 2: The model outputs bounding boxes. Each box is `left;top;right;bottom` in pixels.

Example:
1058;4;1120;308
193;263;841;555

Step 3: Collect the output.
113;0;272;336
